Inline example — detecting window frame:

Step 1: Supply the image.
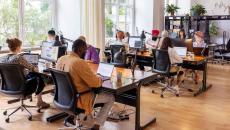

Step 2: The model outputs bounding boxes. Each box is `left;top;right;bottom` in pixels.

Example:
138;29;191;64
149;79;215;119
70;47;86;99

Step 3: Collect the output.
0;0;56;51
105;0;135;38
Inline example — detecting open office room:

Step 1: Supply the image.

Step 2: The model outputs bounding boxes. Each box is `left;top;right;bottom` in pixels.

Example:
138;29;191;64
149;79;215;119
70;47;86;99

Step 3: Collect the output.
0;0;230;130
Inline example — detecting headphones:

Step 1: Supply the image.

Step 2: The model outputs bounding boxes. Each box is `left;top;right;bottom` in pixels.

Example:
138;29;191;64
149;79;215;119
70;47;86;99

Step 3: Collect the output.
116;30;125;39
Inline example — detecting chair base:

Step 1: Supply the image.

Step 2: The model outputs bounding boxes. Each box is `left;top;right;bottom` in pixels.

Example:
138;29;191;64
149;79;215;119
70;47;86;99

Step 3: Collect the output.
3;99;39;123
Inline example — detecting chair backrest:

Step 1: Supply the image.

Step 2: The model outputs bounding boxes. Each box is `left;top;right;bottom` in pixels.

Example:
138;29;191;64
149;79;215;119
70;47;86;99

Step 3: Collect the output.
0;64;25;92
226;39;230;50
152;49;171;74
110;45;125;62
50;69;77;111
95;48;100;55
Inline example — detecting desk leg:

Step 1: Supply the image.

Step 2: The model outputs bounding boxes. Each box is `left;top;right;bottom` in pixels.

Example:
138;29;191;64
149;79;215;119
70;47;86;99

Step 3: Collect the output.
194;61;212;97
135;84;156;130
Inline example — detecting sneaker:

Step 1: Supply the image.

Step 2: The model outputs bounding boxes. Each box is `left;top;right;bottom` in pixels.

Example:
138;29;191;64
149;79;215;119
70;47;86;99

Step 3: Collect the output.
37;101;50;109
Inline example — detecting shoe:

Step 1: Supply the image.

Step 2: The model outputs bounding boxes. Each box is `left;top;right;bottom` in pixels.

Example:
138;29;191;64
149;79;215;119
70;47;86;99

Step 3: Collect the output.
37;101;50;109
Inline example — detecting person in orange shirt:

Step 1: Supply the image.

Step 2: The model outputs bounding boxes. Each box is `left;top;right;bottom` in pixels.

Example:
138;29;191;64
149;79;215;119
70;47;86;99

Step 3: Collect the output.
56;39;114;129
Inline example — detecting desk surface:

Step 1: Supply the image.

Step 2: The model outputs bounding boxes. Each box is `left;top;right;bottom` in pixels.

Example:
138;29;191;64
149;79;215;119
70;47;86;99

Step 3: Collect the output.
127;51;206;62
88;63;157;94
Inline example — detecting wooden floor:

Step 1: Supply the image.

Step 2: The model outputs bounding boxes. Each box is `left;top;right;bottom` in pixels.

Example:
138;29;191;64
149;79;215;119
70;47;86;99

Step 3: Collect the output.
0;64;230;130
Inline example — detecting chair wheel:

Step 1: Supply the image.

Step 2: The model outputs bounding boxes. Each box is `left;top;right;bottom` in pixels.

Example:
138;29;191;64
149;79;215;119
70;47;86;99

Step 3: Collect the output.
152;90;155;93
176;94;179;97
5;118;9;123
161;94;164;98
28;116;32;121
37;109;41;113
3;111;7;115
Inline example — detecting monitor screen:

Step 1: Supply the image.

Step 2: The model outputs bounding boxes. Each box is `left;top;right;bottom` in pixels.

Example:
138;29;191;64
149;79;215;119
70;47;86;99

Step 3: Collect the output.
41;45;59;62
174;47;187;57
129;36;142;49
22;54;39;65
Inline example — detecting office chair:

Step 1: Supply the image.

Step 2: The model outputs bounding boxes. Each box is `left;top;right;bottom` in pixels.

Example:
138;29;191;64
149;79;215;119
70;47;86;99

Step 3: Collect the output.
0;64;39;123
152;50;179;98
110;45;127;67
95;48;100;55
50;69;101;130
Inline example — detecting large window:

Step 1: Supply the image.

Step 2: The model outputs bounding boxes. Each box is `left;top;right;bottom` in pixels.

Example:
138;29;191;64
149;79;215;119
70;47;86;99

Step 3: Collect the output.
0;0;54;49
105;0;134;38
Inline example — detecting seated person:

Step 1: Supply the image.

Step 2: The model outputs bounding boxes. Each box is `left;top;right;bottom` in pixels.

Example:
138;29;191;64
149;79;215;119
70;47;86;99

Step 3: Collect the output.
146;30;160;49
47;30;56;44
160;37;184;94
157;30;169;49
178;29;186;40
193;31;206;47
106;30;129;51
78;35;100;64
56;39;115;129
123;32;130;44
53;35;62;46
0;38;50;109
113;46;127;66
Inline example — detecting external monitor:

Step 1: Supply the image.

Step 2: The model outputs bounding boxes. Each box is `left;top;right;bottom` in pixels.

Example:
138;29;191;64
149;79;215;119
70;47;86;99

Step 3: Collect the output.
129;36;142;49
41;45;67;62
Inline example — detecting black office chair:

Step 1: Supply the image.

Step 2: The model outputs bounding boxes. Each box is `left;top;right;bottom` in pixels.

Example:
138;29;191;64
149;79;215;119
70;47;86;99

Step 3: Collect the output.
0;64;38;123
110;45;127;67
50;69;96;130
95;48;100;55
152;50;179;98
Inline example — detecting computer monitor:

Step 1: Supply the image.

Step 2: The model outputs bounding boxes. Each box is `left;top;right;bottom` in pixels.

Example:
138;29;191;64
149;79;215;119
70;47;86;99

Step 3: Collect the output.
41;45;67;62
129;36;142;49
174;47;187;58
22;53;39;65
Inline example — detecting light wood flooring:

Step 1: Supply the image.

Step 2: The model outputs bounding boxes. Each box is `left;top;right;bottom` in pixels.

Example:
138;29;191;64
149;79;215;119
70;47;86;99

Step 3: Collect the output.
0;64;230;130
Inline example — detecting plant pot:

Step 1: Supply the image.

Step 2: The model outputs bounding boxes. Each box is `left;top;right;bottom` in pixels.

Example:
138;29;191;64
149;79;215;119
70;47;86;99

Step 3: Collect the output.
170;12;175;16
191;10;198;16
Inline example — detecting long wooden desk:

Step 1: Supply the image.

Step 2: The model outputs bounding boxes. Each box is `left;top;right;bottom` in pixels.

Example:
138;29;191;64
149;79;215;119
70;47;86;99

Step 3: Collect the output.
88;63;157;130
126;51;212;96
41;62;158;130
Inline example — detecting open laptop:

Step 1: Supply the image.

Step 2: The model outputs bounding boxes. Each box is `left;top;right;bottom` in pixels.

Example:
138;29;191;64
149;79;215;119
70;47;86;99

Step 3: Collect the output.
22;53;39;65
97;63;114;81
174;47;187;58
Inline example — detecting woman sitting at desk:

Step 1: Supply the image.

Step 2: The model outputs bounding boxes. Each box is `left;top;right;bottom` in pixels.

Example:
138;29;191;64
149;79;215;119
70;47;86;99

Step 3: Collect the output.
160;37;184;94
0;38;50;109
178;29;186;40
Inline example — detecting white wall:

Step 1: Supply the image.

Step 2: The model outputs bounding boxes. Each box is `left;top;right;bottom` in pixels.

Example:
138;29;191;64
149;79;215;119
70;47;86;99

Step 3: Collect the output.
56;0;81;40
135;0;165;36
177;0;191;15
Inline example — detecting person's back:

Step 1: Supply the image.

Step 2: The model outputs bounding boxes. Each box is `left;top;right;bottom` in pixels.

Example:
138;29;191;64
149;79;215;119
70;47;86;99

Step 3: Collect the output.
56;39;114;128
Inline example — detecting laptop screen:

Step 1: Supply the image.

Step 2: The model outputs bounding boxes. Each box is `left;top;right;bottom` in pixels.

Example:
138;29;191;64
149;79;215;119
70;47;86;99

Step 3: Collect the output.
174;47;187;57
23;54;39;65
97;63;114;77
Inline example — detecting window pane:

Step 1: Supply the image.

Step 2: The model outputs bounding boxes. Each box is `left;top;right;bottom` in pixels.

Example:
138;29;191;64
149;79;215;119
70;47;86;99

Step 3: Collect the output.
24;0;52;47
0;0;19;48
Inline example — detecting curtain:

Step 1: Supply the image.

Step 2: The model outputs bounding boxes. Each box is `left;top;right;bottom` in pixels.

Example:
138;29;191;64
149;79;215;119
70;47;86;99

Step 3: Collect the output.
81;0;105;57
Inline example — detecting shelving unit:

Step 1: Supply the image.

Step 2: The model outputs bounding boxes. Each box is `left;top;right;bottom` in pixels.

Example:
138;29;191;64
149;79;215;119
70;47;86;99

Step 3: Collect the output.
165;15;230;43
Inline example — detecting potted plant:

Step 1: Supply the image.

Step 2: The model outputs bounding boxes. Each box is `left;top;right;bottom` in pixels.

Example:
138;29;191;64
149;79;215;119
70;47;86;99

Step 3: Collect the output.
191;4;207;16
166;4;180;16
209;22;219;36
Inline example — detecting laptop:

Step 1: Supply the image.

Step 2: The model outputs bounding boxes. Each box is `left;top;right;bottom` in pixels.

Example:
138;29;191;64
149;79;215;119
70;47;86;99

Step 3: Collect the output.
174;47;187;58
129;36;142;49
22;53;39;65
97;63;114;81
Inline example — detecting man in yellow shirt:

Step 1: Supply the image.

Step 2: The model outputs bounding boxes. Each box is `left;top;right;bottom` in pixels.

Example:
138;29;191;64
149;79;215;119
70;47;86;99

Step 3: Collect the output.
56;39;114;129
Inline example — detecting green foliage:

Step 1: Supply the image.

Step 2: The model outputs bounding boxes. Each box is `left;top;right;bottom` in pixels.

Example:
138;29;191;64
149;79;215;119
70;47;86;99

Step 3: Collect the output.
209;22;219;36
166;4;180;15
191;3;207;16
105;17;114;37
119;7;125;15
